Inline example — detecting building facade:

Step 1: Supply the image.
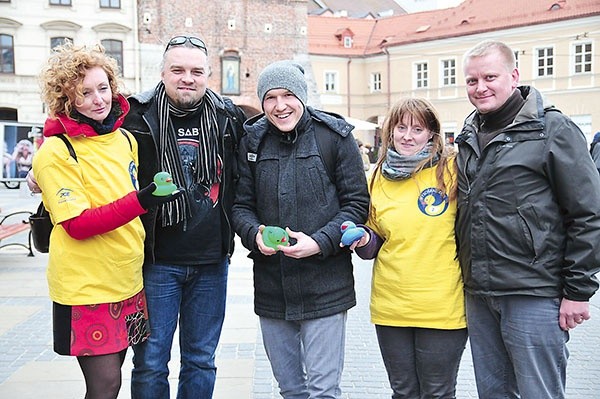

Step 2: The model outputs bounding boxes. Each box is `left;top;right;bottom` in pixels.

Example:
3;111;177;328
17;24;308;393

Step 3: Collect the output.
308;0;600;147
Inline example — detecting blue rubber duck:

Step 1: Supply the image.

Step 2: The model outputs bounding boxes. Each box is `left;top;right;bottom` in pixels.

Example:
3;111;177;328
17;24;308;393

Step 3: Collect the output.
340;221;366;246
152;171;179;196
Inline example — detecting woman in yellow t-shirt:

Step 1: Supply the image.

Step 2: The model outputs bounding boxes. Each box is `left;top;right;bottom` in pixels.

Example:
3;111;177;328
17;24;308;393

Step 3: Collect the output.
349;98;467;398
33;43;181;399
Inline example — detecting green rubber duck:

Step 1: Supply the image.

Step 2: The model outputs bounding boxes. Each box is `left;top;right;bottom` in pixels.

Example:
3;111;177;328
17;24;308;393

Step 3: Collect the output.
152;171;179;196
262;226;289;251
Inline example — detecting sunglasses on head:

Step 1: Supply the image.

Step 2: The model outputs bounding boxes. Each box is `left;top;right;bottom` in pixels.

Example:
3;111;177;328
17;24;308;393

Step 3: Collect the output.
165;36;207;54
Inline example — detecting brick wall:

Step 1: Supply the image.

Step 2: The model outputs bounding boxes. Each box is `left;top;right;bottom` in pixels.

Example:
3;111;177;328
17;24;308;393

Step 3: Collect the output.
137;0;309;114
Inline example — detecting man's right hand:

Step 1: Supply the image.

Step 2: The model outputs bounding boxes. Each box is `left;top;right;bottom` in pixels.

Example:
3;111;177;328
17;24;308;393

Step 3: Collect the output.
27;170;41;194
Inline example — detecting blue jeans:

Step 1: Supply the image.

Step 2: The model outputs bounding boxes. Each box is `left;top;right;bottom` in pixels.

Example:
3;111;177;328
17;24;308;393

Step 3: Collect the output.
260;312;347;399
375;325;468;399
131;258;228;399
466;293;569;399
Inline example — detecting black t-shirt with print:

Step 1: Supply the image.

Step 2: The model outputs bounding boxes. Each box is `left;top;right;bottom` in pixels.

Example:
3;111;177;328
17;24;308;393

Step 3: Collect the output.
154;111;223;265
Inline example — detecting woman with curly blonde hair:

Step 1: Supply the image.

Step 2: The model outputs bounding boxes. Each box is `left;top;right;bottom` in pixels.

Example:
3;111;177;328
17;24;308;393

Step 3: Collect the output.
32;42;181;399
347;98;467;398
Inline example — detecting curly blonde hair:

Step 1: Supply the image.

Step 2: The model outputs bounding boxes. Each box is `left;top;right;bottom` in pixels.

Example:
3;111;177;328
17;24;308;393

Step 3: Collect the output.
372;97;457;201
39;42;121;118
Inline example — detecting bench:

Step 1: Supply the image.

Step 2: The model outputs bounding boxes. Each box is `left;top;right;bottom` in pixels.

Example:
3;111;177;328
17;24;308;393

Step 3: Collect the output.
0;210;34;256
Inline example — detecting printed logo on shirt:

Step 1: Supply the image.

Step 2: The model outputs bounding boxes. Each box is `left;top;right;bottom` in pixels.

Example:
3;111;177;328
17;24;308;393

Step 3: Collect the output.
129;161;138;190
417;187;449;216
56;188;75;204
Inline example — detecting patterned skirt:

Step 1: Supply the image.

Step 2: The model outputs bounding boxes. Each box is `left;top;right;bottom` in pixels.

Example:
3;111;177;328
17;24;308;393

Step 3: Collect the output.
53;289;150;356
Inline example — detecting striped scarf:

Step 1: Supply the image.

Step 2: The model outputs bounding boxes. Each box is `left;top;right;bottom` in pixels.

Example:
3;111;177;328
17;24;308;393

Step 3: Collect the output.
155;82;220;227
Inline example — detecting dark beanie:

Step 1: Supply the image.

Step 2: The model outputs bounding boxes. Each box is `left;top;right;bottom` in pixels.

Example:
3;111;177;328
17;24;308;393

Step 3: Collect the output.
257;60;308;105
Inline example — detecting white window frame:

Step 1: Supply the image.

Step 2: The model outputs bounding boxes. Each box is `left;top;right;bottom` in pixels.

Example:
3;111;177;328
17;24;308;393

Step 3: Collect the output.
535;46;554;78
370;72;382;92
440;58;456;87
324;71;338;93
343;36;352;48
572;41;592;75
414;61;429;89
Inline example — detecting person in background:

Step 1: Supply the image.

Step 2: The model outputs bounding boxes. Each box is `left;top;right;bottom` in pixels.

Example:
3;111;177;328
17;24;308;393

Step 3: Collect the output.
33;42;180;399
232;60;369;398
12;139;33;178
124;35;246;399
455;40;600;398
358;141;371;171
349;97;467;398
589;131;600;174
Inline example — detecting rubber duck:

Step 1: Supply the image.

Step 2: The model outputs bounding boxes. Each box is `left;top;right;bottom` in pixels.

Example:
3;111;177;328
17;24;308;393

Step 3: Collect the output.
340;221;366;246
262;226;289;251
152;171;179;196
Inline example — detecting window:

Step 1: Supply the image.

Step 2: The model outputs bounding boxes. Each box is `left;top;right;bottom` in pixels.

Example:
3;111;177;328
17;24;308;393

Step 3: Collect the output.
51;37;72;50
536;47;554;77
0;34;14;74
324;71;338;93
100;0;120;8
573;42;592;74
441;59;456;86
371;72;382;92
49;0;71;5
343;36;352;48
415;62;428;88
101;39;123;75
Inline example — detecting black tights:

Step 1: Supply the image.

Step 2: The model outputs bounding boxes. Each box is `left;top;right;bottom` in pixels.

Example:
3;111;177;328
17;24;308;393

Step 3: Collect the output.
77;349;127;399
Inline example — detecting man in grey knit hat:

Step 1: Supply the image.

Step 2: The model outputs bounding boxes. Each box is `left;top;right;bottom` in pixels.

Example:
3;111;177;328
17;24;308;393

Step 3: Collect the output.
232;60;369;398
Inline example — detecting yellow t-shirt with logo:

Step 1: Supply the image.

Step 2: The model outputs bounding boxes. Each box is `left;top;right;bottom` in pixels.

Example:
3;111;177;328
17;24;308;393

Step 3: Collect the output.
367;163;466;329
32;131;145;306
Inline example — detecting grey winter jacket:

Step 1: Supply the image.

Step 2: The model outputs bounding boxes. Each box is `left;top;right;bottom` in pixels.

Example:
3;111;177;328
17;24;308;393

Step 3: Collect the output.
232;107;369;320
455;86;600;301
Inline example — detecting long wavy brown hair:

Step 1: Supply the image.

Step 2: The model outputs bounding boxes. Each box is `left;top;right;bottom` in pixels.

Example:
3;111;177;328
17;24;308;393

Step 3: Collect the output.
39;42;122;118
371;97;457;202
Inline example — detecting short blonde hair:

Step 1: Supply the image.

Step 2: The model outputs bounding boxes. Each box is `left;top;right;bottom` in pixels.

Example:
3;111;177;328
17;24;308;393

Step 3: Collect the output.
463;40;516;72
39;42;121;118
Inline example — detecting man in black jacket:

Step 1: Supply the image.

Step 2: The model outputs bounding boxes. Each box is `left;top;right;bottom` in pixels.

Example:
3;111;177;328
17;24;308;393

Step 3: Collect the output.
125;35;246;399
455;40;600;399
232;60;369;398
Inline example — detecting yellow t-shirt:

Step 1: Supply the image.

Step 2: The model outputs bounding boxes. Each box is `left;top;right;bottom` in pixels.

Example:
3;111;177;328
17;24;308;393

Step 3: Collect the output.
32;131;145;305
368;163;466;329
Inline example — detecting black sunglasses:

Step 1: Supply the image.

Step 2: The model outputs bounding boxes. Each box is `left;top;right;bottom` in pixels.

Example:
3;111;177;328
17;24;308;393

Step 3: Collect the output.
165;36;207;54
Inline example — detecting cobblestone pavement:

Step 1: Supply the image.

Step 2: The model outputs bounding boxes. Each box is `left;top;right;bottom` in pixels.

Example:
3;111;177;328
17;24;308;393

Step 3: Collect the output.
1;185;599;398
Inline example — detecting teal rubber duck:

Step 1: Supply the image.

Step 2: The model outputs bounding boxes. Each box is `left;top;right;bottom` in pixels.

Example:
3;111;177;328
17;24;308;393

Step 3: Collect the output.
152;171;179;196
262;226;289;251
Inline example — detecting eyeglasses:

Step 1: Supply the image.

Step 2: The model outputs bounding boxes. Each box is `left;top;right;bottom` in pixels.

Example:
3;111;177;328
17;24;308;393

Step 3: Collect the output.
165;36;207;55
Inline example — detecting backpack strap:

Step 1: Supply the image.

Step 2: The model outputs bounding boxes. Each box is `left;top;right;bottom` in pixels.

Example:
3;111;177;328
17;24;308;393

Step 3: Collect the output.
56;134;77;161
313;123;337;183
55;130;132;163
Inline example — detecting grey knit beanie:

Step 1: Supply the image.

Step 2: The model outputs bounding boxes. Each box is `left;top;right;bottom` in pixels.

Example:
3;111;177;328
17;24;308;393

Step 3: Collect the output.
257;60;308;105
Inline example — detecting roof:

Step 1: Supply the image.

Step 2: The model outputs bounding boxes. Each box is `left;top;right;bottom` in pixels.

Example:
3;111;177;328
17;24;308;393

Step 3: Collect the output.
307;0;407;18
308;0;600;56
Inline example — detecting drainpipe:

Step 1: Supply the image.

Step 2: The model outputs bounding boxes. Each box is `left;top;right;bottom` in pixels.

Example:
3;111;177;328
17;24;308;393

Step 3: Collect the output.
347;57;352;116
383;46;390;109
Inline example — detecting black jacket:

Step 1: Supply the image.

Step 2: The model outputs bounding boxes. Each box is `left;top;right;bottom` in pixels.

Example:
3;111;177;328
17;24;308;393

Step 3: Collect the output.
455;86;600;301
123;88;246;264
232;107;370;320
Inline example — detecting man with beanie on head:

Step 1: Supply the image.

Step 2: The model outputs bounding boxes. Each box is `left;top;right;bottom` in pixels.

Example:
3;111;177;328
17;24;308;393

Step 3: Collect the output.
232;60;369;398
